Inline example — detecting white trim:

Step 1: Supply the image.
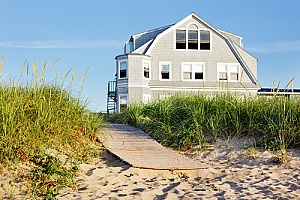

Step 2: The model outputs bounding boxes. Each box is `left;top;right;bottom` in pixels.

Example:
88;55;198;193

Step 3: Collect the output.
142;12;258;86
143;60;151;80
150;87;258;92
117;59;128;79
118;94;128;112
159;61;172;81
143;94;151;104
128;84;150;88
181;62;205;81
217;63;240;82
174;25;212;51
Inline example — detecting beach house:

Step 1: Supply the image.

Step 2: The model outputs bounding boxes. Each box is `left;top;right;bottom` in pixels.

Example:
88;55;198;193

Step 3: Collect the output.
107;12;260;112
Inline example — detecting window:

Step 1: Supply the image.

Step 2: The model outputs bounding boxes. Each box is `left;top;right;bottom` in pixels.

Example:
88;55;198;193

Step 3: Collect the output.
160;62;171;80
188;30;198;49
119;60;127;78
218;64;239;81
119;95;128;112
182;64;192;80
182;62;204;80
218;65;228;81
176;24;211;50
143;94;151;104
143;61;151;79
176;30;186;49
200;30;210;50
230;65;239;81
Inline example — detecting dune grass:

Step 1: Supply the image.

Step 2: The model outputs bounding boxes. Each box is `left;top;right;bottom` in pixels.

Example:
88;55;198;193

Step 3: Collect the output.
0;55;104;199
110;93;300;151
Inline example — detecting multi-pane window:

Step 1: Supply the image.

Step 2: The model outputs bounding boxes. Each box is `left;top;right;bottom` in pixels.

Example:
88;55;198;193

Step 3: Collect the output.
119;60;127;78
176;24;211;50
143;61;150;79
182;63;204;80
218;64;239;81
160;62;171;80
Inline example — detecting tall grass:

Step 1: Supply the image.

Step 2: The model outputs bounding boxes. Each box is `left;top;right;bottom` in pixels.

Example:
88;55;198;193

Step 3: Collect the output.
111;93;300;150
0;55;104;199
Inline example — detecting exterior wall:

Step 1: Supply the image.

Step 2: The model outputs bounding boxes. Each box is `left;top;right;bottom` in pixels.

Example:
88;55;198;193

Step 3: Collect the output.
116;54;153;110
114;14;259;110
148;17;254;84
218;30;242;47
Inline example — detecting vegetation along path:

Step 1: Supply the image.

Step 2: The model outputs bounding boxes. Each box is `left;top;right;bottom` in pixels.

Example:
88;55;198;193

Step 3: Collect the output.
102;124;208;170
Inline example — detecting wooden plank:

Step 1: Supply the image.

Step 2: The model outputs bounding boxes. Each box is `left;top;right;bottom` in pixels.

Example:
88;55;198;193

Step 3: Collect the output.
102;124;208;170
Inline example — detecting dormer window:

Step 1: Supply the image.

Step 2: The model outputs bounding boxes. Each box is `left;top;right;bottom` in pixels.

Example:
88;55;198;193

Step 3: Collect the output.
176;23;211;50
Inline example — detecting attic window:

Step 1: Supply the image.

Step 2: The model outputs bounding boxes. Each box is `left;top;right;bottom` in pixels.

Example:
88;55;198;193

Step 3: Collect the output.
188;24;198;29
188;30;198;49
200;30;210;50
176;30;186;49
176;25;211;50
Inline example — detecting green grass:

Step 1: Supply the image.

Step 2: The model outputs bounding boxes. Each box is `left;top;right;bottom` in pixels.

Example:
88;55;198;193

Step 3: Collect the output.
109;93;300;151
0;55;104;199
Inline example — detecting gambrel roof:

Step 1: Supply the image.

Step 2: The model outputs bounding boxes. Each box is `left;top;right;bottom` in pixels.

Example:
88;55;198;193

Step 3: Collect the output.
126;12;259;86
131;24;173;51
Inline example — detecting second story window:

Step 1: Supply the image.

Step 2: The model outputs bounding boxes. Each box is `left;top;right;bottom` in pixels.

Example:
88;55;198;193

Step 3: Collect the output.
218;64;239;81
119;60;127;79
160;62;171;80
143;61;151;79
176;24;211;50
182;62;204;80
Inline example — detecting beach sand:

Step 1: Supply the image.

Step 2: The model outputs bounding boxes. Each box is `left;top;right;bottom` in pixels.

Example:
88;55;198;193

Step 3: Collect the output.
56;137;300;200
1;137;300;199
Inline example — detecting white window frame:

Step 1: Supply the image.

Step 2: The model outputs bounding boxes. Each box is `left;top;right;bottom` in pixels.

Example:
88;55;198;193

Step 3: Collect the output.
143;60;151;79
159;61;172;81
217;63;240;82
143;94;151;104
118;94;128;112
175;23;211;51
118;59;128;79
181;62;205;81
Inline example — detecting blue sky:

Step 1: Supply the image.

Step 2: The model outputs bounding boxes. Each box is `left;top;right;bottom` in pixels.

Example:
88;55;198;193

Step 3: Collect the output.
1;0;300;112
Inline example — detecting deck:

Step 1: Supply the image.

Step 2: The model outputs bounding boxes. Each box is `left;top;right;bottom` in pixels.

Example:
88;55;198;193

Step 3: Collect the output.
102;124;208;170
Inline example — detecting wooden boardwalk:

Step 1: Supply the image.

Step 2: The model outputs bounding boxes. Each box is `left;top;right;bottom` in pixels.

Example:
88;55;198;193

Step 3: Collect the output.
102;124;208;170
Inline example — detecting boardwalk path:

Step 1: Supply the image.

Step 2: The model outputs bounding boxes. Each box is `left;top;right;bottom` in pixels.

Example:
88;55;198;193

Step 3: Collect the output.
102;124;207;170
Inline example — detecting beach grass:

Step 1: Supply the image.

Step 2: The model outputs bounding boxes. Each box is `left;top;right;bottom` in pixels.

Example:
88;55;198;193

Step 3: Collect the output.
0;55;104;199
109;93;300;151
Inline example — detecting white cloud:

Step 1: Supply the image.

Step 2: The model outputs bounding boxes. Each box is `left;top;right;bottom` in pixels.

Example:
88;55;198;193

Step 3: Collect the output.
245;40;300;53
0;40;123;49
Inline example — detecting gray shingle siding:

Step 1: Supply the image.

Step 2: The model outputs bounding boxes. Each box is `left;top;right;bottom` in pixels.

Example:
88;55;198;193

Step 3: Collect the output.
114;13;259;110
218;29;242;47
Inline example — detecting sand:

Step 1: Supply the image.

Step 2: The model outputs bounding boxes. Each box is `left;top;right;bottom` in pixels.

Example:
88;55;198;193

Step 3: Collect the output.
57;137;300;200
1;137;300;199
